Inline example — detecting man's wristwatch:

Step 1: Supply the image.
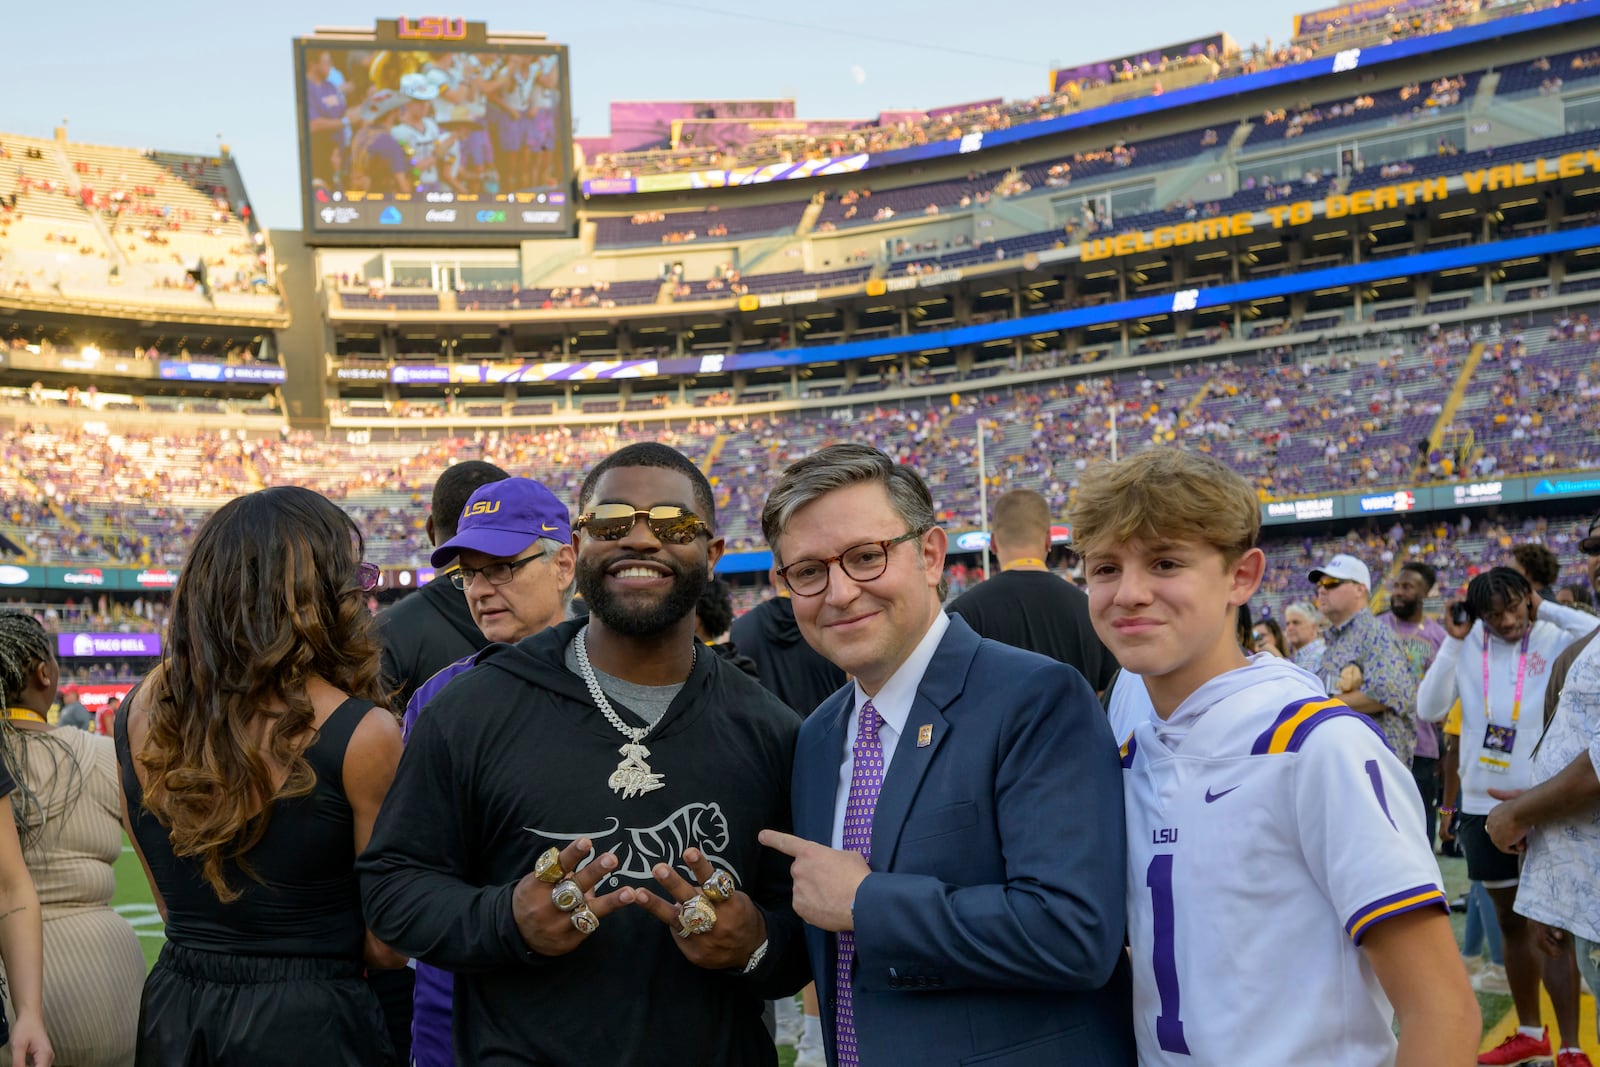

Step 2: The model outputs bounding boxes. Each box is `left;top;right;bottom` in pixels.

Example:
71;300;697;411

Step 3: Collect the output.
740;938;769;975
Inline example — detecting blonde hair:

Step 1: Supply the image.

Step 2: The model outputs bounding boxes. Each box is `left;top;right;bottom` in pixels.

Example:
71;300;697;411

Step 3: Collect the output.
1069;448;1259;561
990;489;1051;550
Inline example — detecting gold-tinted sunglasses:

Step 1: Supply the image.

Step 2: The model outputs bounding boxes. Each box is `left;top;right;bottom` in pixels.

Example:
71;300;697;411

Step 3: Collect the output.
575;504;710;544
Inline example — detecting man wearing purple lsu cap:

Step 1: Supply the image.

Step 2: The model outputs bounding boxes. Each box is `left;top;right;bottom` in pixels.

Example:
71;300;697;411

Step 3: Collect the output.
401;476;575;1067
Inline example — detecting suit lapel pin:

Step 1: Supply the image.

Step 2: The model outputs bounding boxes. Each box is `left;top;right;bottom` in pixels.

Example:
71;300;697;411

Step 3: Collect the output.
916;724;933;748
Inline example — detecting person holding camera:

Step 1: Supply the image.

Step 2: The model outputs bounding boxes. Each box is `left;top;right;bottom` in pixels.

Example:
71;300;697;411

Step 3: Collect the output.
1418;566;1597;1067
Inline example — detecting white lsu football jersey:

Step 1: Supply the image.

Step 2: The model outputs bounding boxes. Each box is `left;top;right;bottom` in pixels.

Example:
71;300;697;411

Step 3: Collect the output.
1121;661;1447;1066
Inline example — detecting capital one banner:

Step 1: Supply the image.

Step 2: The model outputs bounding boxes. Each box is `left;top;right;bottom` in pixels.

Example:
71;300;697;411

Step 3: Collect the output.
57;632;162;658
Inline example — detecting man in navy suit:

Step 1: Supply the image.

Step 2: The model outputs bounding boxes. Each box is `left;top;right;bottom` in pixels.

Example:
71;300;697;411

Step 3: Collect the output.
759;444;1133;1067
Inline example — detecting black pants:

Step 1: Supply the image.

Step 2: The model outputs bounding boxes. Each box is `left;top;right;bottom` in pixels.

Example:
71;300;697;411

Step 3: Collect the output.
1411;755;1440;847
138;942;397;1066
368;966;415;1065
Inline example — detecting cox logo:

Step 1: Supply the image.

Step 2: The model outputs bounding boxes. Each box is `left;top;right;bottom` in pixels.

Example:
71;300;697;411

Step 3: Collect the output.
476;209;508;223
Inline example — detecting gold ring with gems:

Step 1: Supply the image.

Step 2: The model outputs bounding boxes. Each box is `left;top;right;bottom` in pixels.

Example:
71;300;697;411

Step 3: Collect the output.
534;847;565;884
551;879;584;913
701;869;736;904
677;894;718;938
571;907;599;935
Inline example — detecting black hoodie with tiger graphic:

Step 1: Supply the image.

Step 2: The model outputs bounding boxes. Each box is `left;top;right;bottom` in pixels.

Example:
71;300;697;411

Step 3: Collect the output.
359;616;808;1067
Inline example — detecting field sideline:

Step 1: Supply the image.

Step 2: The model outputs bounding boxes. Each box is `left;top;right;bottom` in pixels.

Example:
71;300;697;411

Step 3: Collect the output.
109;840;1595;1058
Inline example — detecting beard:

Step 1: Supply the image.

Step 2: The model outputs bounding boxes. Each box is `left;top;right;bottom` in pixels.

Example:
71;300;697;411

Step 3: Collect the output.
576;552;709;637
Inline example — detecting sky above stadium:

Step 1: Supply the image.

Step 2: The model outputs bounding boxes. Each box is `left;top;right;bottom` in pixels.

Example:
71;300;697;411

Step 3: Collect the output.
12;0;1316;229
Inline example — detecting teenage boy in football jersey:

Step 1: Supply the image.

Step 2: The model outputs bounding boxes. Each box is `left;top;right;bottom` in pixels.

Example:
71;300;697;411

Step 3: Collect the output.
1071;448;1478;1066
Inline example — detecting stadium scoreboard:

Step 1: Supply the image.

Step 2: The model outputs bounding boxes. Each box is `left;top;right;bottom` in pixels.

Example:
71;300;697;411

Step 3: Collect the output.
294;18;574;243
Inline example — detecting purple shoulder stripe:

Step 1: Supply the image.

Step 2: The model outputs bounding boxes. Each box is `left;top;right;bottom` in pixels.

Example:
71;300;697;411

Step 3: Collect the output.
402;653;479;744
1251;697;1390;756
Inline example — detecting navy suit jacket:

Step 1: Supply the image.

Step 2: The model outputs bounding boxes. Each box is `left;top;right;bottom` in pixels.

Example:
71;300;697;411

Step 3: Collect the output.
792;616;1134;1067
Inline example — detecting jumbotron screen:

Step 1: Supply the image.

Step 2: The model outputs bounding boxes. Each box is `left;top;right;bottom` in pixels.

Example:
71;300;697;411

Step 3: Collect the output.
294;20;574;241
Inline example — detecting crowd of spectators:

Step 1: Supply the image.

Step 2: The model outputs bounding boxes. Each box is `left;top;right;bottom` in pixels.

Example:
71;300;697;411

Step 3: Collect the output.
581;0;1538;182
2;310;1598;570
1;135;274;304
0;593;170;636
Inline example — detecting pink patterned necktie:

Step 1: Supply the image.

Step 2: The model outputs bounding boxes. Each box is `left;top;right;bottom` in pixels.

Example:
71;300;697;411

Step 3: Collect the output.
834;700;885;1067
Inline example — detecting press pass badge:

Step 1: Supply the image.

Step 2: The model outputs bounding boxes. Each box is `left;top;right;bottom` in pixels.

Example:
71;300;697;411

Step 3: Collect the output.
1478;753;1512;774
1484;723;1517;754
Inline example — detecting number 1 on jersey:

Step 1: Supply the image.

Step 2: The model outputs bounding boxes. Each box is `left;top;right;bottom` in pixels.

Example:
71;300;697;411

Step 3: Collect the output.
1146;854;1190;1055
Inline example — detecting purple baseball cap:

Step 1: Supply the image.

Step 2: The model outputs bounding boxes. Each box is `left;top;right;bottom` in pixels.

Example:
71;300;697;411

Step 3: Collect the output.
430;478;571;567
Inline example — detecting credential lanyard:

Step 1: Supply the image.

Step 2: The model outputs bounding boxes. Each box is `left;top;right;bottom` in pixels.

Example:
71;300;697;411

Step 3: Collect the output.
1482;631;1530;727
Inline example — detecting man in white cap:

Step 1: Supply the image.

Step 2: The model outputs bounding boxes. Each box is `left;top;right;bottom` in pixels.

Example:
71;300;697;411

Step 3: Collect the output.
1310;553;1420;765
392;72;455;194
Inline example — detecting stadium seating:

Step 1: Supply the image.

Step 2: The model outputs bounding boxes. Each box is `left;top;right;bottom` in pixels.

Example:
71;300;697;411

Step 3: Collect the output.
1494;46;1600;96
7;313;1577;562
1;132;276;314
593;201;809;246
1013;128;1227;193
1243;73;1482;147
674;265;872;302
340;290;442;311
814;174;1004;229
580;0;1549;182
1445;318;1600;478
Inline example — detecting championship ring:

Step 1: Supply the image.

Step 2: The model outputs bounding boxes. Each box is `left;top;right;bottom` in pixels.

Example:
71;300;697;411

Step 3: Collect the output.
677;893;718;938
551;879;584;913
534;847;565;884
701;869;736;904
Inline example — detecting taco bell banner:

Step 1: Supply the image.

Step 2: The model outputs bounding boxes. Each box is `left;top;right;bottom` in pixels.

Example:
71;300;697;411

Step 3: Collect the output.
57;632;163;658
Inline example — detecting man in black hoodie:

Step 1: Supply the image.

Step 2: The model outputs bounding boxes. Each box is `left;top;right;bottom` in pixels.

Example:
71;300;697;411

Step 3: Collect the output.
378;459;509;711
732;571;848;718
360;443;809;1066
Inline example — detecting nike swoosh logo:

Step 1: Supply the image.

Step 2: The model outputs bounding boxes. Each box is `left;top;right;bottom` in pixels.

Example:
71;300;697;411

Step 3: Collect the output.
542;523;559;531
1204;785;1241;803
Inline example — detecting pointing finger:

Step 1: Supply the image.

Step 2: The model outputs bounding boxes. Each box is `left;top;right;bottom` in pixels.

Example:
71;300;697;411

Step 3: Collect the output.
758;829;807;857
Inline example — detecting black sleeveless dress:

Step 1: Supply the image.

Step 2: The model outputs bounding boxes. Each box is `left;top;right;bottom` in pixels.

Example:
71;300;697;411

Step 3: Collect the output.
115;696;397;1066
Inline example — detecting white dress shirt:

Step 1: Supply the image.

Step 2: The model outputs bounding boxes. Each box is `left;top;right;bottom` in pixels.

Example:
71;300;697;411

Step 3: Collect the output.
831;611;950;851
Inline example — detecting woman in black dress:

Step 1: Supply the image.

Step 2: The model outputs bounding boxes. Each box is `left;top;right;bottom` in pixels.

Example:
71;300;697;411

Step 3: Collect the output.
116;485;404;1066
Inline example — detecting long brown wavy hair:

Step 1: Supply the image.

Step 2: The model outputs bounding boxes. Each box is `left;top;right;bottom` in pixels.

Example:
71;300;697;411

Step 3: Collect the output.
138;485;385;901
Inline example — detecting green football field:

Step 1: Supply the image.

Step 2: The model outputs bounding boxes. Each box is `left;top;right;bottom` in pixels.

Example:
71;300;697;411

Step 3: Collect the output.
111;842;164;972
